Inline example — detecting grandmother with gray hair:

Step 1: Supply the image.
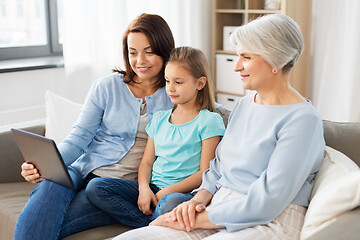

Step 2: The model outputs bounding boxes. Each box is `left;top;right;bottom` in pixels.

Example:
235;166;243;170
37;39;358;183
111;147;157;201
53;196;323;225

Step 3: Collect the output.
114;14;325;240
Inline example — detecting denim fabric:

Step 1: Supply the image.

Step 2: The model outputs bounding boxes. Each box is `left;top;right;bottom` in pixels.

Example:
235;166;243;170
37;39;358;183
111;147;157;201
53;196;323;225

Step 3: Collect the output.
14;168;116;240
151;192;193;220
86;178;194;227
58;189;117;239
86;178;163;227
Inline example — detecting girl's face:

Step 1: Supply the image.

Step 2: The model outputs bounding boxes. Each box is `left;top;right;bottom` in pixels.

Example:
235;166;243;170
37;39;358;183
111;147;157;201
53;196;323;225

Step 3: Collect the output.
234;47;274;92
165;62;205;107
127;32;164;83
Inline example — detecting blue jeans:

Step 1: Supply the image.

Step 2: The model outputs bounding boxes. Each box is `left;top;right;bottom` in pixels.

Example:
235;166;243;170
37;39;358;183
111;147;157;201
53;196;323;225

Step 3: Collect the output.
152;192;193;220
14;167;117;240
86;178;193;227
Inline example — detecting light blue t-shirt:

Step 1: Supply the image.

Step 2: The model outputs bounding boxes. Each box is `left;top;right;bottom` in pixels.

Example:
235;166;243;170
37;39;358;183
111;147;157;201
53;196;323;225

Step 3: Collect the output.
145;109;225;189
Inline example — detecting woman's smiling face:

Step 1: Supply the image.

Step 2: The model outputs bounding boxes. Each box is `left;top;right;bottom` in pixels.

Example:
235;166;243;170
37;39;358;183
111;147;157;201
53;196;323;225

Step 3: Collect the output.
127;32;164;83
234;47;274;92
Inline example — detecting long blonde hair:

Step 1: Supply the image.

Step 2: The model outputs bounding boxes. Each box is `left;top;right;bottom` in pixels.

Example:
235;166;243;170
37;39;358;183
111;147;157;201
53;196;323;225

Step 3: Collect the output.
166;46;215;112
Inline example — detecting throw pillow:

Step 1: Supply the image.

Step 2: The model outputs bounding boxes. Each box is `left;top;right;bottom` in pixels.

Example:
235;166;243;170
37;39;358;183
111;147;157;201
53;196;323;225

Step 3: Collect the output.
45;91;83;144
301;146;360;240
310;146;359;200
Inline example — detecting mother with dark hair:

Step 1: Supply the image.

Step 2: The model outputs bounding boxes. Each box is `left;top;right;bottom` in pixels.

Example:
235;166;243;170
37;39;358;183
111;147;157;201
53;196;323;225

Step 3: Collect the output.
114;14;325;240
15;13;175;240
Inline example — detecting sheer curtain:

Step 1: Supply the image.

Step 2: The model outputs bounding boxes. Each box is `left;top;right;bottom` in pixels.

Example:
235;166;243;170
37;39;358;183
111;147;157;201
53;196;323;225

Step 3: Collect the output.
310;0;360;122
62;0;211;103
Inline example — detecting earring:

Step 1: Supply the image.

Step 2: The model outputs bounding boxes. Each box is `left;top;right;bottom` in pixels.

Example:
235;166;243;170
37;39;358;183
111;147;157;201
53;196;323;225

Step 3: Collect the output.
273;69;277;74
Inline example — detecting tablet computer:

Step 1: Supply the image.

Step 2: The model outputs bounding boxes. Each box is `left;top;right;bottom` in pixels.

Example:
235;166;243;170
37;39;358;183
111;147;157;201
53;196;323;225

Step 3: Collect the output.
11;128;75;189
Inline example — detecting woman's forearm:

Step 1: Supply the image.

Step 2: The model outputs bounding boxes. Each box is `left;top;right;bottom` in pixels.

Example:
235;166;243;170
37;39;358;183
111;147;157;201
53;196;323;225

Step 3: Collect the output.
194;210;225;230
192;189;213;206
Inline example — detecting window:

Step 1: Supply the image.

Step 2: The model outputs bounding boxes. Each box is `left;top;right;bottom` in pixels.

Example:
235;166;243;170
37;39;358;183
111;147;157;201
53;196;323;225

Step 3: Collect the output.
0;0;63;60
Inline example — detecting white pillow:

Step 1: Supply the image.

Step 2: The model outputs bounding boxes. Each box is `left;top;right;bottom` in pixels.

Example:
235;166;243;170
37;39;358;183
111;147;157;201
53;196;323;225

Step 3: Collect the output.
45;91;83;144
310;146;359;199
301;146;360;240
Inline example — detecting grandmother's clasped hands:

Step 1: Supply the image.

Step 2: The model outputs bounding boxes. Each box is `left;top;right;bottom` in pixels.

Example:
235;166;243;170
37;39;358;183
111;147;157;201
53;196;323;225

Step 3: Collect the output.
150;198;206;232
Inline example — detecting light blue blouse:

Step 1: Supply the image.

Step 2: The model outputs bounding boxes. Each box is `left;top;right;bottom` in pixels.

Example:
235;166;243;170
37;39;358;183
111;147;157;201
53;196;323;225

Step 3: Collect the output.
198;94;325;232
146;109;225;189
57;73;173;178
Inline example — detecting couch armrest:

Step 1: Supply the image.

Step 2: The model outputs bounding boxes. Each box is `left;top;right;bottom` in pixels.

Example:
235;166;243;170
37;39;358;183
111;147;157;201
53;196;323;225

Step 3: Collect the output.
0;125;45;183
305;206;360;240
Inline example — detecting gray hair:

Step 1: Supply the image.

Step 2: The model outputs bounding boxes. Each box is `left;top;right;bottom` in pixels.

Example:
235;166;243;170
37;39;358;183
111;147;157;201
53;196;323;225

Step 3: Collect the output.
230;14;304;72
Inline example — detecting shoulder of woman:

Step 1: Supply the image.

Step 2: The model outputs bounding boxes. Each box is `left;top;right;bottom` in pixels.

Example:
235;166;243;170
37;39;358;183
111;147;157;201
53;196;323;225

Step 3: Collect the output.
284;106;323;134
294;102;322;122
93;72;125;87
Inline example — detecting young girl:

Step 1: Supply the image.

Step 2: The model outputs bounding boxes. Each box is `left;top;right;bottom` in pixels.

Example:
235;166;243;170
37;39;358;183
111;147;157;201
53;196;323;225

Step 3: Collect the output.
86;46;225;227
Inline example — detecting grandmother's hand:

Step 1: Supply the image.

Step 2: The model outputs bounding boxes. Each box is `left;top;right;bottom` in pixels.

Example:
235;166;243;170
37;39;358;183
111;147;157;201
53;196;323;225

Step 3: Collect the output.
151;189;213;231
149;199;205;232
168;198;206;232
150;212;187;231
150;204;222;232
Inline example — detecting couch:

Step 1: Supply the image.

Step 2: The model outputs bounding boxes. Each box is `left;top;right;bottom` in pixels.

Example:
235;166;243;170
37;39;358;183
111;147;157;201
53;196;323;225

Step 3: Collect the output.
0;120;359;240
0;124;133;240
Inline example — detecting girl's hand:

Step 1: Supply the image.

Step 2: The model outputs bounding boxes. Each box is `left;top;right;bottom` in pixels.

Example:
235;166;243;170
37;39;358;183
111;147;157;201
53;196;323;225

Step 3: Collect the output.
21;162;43;184
138;186;158;215
155;188;169;202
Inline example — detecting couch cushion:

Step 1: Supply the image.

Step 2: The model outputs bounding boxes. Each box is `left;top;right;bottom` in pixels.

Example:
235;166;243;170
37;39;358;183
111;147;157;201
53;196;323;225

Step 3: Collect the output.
0;125;45;183
302;206;360;240
301;146;360;240
62;223;133;240
311;146;360;200
323;120;360;167
0;182;34;240
0;181;132;240
45;91;83;145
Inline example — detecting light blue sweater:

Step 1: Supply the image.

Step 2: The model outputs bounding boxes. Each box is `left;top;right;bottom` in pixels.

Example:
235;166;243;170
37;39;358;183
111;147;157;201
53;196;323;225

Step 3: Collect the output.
199;94;325;232
58;73;173;178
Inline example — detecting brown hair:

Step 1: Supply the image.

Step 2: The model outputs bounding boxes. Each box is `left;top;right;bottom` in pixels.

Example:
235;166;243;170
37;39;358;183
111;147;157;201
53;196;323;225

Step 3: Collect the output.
114;13;175;88
167;46;215;112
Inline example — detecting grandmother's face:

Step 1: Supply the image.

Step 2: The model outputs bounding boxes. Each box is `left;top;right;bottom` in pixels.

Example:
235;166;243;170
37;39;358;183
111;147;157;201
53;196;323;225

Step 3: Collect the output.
234;47;274;92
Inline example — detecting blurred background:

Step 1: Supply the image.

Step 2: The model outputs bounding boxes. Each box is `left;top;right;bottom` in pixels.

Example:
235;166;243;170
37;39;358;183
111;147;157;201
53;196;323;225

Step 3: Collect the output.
0;0;359;130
